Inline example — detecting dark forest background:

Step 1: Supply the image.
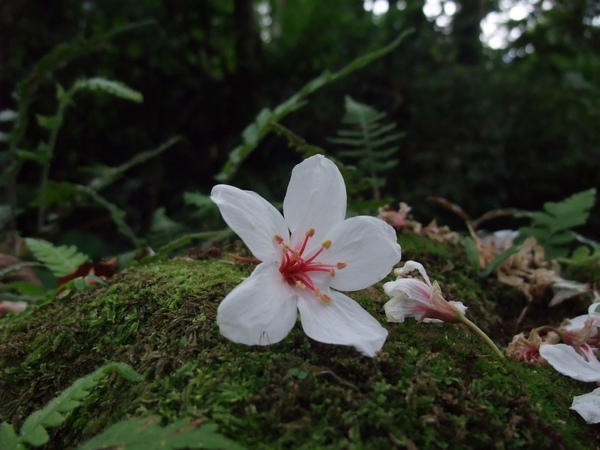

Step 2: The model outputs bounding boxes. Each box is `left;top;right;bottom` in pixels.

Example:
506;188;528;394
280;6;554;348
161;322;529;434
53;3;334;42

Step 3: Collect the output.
1;0;599;257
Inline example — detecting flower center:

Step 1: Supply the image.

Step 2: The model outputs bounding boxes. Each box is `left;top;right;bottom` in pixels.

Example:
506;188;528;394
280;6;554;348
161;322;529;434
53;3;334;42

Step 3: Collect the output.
274;228;346;303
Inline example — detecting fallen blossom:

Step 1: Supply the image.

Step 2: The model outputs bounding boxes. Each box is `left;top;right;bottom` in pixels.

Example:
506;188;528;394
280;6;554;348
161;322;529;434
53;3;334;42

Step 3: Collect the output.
211;155;402;357
571;388;600;424
383;260;505;360
417;220;460;244
506;328;559;365
475;229;519;269
383;260;466;324
0;301;27;318
539;343;600;383
378;202;412;229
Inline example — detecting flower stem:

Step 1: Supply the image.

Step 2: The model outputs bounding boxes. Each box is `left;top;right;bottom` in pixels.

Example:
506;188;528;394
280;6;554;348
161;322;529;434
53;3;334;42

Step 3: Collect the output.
458;314;505;360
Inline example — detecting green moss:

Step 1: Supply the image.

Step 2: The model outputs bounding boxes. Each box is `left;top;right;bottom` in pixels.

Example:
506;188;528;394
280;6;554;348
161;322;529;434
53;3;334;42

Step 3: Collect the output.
398;232;453;261
0;255;598;449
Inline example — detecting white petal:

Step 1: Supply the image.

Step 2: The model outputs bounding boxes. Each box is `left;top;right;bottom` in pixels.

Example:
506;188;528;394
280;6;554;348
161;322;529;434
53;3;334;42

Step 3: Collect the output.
571;388;600;424
384;295;425;322
211;185;289;261
323;216;401;291
383;278;432;304
549;278;590;307
539;344;600;382
283;155;346;248
563;314;589;332
297;290;388;357
217;262;298;346
394;260;432;287
588;302;600;315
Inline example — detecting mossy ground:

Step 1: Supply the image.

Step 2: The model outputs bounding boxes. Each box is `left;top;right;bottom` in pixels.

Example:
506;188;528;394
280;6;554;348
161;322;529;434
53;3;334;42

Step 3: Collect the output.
1;234;599;449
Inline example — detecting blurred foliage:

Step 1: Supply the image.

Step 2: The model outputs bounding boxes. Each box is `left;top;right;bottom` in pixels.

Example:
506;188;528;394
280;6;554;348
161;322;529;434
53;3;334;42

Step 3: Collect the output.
0;0;599;251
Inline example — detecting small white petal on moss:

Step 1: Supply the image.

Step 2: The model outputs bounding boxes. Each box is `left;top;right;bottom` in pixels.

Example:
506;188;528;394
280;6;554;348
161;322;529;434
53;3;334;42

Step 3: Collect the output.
571;388;600;424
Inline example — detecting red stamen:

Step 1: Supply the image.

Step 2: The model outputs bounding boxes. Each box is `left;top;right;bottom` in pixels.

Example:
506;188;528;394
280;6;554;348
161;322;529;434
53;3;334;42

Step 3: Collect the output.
275;230;346;302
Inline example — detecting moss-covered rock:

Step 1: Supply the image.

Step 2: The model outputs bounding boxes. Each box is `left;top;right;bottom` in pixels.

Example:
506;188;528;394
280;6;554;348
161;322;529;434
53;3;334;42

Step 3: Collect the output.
1;235;598;449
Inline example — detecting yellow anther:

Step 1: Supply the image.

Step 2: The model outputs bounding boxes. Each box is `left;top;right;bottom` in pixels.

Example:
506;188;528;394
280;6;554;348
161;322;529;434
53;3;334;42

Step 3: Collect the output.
322;240;332;249
337;262;347;269
296;281;306;289
274;235;284;244
321;294;332;303
306;228;315;237
329;268;335;277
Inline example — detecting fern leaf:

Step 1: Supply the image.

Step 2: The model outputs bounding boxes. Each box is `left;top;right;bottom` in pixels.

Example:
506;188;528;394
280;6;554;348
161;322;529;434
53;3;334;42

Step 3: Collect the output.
533;188;596;231
76;417;245;450
18;362;143;447
519;188;596;259
328;96;402;199
25;238;90;277
75;77;143;103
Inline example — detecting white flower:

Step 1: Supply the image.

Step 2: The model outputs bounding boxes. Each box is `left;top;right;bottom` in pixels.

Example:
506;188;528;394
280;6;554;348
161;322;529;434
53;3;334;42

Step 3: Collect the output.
210;155;401;357
383;260;466;323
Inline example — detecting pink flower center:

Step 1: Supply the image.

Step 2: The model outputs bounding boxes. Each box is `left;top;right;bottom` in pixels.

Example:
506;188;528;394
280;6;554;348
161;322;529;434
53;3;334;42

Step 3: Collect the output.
274;228;346;303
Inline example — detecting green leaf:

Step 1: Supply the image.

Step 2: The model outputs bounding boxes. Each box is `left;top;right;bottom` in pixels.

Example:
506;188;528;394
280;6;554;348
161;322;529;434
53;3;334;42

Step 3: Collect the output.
480;246;521;277
36;114;61;131
183;192;213;208
77;418;244;450
24;238;90;277
459;236;482;272
14;149;48;163
0;422;19;450
75;77;143;103
18;363;143;446
0;281;46;298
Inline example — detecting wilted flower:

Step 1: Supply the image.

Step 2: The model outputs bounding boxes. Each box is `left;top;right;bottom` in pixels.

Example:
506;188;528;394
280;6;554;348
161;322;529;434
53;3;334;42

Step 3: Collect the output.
383;260;466;323
506;328;559;365
378;202;412;229
383;260;504;360
211;155;402;357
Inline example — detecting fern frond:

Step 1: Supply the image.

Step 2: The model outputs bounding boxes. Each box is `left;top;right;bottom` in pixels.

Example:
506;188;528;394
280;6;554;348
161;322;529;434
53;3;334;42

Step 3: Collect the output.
519;188;597;259
77;418;244;450
328;96;402;200
74;78;143;103
25;238;90;277
531;188;596;232
17;362;143;447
